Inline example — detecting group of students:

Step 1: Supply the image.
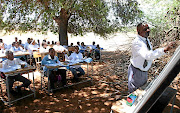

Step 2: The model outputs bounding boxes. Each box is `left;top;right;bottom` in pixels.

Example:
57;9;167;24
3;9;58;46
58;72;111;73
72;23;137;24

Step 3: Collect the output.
0;36;101;95
42;46;85;90
0;45;91;96
75;41;101;60
0;37;66;55
0;37;101;61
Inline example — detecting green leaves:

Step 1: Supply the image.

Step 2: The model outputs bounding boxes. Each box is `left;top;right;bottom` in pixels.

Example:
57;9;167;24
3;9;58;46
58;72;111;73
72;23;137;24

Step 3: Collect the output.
0;0;143;38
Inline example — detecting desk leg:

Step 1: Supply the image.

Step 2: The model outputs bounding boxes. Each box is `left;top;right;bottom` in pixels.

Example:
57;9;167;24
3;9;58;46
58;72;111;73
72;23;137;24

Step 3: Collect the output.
91;62;93;76
47;69;50;95
41;71;43;90
87;63;89;76
32;72;36;98
6;76;11;107
30;55;32;66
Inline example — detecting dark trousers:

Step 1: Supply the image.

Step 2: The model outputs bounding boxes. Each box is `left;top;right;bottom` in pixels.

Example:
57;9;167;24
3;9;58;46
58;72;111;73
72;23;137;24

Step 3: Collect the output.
69;67;85;81
95;50;100;60
46;69;67;89
128;64;148;93
8;74;31;93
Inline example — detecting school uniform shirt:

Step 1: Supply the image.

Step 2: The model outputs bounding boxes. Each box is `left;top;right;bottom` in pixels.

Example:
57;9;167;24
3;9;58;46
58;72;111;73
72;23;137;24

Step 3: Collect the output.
2;58;27;69
39;46;50;53
24;42;30;50
11;46;24;52
91;45;97;50
28;44;39;54
68;52;83;69
53;45;67;52
130;35;166;71
41;55;61;72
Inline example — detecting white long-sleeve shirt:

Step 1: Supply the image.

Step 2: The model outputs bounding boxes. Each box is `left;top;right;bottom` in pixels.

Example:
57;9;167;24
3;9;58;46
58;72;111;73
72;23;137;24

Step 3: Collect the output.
2;58;27;69
28;44;39;54
68;52;83;68
130;35;166;71
53;45;67;52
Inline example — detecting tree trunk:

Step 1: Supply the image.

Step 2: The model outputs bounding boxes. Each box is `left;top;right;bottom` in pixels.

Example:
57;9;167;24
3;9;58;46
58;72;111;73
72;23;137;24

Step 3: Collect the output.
58;20;68;45
53;8;70;46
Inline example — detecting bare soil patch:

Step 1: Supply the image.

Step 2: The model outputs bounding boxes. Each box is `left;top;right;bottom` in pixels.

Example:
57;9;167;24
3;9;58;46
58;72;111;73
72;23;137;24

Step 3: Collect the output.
0;50;179;113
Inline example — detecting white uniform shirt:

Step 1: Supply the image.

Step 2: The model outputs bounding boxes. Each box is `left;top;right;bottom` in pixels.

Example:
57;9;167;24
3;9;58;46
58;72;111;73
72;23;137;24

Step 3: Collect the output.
24;42;30;50
68;52;83;68
11;46;24;52
2;58;27;69
39;46;50;53
53;45;67;52
91;45;97;49
130;35;166;71
28;44;39;54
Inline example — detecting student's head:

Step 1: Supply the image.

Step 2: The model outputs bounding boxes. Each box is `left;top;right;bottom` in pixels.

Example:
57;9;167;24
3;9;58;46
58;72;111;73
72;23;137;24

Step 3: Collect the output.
81;42;84;46
97;44;100;49
56;41;60;45
12;42;15;46
93;41;95;45
14;43;19;48
77;41;80;45
19;40;22;44
5;50;14;60
137;23;150;38
75;46;79;53
42;42;47;48
70;43;73;46
0;39;2;43
43;39;46;43
52;41;55;45
49;48;55;57
27;38;31;43
31;40;36;45
15;37;18;42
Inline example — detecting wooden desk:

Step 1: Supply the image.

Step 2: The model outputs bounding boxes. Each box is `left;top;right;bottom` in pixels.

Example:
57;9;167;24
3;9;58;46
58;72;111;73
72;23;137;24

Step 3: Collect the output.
0;66;36;106
0;51;30;58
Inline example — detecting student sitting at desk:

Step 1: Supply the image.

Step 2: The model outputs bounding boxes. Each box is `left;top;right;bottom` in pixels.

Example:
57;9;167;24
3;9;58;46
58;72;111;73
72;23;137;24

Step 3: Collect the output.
39;42;50;53
28;40;40;54
24;38;31;51
41;48;67;90
79;42;87;55
53;41;68;53
11;42;24;52
53;41;68;61
68;46;85;82
2;50;31;95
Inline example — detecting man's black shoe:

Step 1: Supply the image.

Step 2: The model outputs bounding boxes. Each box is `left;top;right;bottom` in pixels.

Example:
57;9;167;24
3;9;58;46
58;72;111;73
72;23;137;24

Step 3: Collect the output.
10;90;18;96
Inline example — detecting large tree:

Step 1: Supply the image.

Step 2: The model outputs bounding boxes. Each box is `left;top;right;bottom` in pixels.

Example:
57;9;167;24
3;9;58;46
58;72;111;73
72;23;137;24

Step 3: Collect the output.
0;0;143;45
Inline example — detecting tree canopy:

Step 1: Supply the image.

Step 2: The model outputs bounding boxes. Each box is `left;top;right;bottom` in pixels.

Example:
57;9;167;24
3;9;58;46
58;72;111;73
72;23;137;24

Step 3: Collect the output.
0;0;143;45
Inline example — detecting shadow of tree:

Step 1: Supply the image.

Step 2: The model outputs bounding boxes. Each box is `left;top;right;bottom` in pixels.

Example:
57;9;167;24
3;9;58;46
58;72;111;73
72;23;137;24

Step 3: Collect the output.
0;50;179;113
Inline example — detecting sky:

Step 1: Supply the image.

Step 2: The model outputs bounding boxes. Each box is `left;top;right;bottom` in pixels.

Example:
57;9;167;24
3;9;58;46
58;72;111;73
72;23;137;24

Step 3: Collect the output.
137;0;172;18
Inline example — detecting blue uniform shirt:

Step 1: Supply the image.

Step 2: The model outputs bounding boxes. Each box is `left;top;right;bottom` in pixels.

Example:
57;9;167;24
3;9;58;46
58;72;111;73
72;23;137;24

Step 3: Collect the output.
41;55;61;72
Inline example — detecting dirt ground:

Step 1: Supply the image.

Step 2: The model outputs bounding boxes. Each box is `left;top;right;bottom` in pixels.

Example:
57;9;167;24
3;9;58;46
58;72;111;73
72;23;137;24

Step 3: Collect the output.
0;51;179;113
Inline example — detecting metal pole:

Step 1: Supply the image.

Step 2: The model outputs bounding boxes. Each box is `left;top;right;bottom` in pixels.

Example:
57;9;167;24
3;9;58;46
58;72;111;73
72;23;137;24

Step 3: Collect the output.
6;76;11;107
47;69;50;95
32;70;36;98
